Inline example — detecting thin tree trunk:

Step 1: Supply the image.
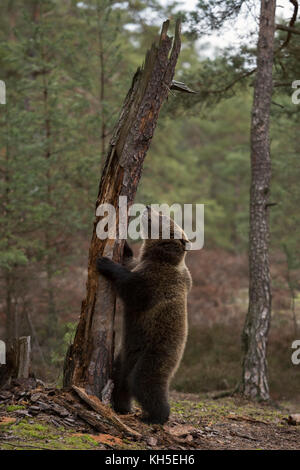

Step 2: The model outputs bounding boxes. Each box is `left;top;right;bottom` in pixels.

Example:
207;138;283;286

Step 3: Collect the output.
1;50;18;386
26;309;47;368
96;9;106;161
241;0;276;400
99;34;106;160
17;336;31;379
4;104;14;343
63;20;181;398
40;12;57;338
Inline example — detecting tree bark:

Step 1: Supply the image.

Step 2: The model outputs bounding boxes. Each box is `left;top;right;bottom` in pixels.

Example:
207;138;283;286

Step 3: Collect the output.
0;336;31;387
63;20;181;397
17;336;31;379
241;0;276;400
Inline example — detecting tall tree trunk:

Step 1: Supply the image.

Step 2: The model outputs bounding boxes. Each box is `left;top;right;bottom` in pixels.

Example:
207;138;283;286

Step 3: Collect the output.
63;20;181;398
40;5;58;338
96;2;107;162
241;0;276;400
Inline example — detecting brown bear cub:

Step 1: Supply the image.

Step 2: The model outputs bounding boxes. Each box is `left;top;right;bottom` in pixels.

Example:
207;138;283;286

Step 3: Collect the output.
96;206;192;424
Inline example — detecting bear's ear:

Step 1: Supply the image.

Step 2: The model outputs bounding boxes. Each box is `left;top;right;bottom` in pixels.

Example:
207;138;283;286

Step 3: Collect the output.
180;239;191;251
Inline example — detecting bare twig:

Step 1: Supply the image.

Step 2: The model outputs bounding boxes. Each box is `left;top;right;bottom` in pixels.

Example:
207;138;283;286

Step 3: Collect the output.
227;414;269;425
271;101;285;108
276;0;299;50
276;24;300;36
203;68;256;96
273;81;294;87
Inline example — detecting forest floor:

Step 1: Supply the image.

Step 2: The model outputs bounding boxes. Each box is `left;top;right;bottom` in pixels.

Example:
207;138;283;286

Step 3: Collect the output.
0;381;299;450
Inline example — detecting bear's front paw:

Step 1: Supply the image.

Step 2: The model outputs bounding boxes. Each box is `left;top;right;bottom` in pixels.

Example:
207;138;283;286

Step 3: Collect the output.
96;256;114;276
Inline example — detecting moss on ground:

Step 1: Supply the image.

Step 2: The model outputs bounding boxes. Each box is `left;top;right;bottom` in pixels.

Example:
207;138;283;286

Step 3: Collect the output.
0;418;100;450
170;395;286;426
0;394;296;450
6;405;25;412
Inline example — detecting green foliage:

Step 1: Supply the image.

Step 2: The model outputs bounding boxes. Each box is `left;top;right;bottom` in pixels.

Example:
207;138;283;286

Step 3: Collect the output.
0;0;163;347
0;0;299;386
7;418;100;449
188;0;246;34
138;92;252;250
50;322;76;371
6;405;25;411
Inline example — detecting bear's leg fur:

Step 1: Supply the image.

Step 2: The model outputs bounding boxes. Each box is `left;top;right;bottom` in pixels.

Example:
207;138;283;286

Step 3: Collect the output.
130;354;170;424
112;355;131;414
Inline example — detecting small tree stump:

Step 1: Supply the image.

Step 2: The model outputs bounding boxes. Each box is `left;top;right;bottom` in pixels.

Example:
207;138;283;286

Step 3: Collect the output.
0;336;31;388
17;336;31;379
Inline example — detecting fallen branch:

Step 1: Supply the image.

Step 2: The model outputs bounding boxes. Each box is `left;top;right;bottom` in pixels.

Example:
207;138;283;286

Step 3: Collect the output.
209;388;236;399
209;382;240;399
226;413;269;425
72;385;141;438
229;430;258;441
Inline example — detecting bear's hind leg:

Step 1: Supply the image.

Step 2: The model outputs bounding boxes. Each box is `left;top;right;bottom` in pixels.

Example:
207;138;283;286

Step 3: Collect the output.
139;384;170;424
112;380;132;414
131;358;170;424
112;354;132;414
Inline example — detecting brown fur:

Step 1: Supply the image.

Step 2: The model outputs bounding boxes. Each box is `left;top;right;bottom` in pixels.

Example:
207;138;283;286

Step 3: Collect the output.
96;207;192;423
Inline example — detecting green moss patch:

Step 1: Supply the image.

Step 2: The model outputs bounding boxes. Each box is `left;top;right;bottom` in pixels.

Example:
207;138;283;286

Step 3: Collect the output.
0;418;101;450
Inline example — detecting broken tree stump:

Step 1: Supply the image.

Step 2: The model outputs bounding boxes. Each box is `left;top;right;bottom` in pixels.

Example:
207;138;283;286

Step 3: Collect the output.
0;336;31;388
17;336;31;379
63;20;181;398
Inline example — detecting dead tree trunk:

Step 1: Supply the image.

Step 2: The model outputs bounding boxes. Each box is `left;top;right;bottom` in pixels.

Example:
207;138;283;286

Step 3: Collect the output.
0;336;31;387
17;336;31;379
63;20;181;398
241;0;276;400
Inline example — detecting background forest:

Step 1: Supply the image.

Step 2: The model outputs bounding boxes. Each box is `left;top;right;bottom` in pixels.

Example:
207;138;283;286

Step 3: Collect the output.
0;0;300;404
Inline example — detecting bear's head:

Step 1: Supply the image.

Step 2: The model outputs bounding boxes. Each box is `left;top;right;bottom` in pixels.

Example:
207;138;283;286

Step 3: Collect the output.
139;206;190;265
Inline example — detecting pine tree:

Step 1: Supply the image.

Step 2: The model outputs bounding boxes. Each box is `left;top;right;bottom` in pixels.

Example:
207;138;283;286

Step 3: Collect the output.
241;0;276;401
